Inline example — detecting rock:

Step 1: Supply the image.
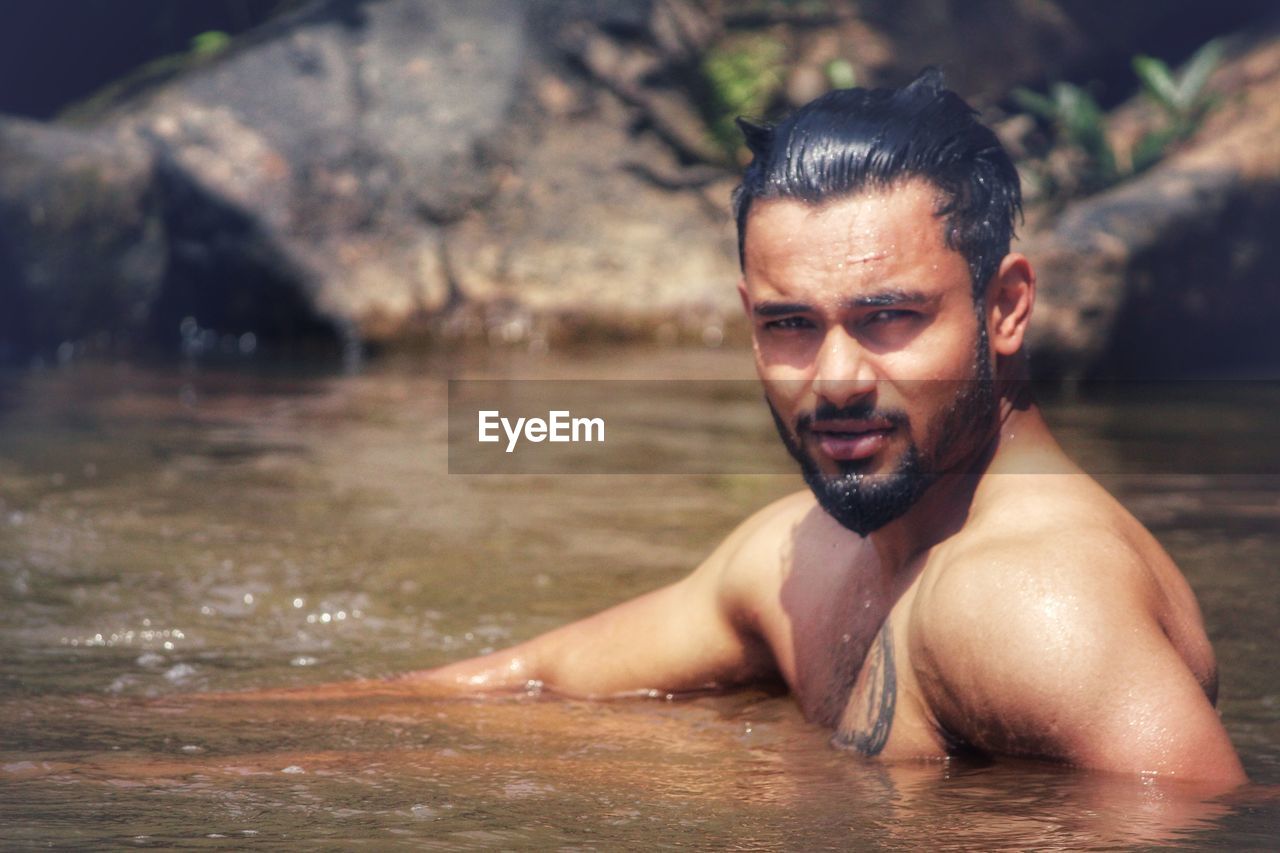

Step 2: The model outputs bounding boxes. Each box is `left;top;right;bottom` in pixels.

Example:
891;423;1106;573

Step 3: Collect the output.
0;0;740;360
1;0;1277;369
1024;28;1280;376
0;118;164;361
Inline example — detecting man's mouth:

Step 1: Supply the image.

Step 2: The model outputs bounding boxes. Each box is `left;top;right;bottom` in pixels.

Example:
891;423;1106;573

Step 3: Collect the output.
806;419;895;462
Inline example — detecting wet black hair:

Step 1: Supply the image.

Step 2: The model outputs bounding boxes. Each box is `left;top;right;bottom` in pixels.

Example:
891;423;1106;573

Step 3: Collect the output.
731;68;1022;299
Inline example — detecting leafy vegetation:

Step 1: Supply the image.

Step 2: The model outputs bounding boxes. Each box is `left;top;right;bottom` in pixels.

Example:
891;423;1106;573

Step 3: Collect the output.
190;31;231;59
701;34;787;161
1013;82;1118;191
1129;38;1224;172
824;58;857;89
1014;38;1224;196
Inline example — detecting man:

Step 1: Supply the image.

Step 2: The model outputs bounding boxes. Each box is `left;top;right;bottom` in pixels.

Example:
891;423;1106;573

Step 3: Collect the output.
407;70;1246;784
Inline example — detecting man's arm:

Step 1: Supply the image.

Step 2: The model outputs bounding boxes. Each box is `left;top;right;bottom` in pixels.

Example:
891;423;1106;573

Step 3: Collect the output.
400;494;804;697
912;538;1247;785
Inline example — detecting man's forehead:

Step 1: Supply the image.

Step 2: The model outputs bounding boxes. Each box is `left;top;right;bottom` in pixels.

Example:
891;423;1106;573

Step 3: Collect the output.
743;180;950;267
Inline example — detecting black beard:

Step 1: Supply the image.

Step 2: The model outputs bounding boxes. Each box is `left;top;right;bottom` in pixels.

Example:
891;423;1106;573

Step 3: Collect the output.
767;329;996;537
768;399;932;536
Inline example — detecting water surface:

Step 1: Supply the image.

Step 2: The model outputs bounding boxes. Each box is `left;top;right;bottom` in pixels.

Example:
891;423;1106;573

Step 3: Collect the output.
1;348;1277;849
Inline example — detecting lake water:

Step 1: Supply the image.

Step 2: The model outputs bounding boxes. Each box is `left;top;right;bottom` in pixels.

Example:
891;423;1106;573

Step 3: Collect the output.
1;346;1277;849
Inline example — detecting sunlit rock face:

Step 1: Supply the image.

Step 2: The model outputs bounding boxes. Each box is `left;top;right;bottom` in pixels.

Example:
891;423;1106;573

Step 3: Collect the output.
0;0;740;359
1025;31;1280;377
2;0;1279;370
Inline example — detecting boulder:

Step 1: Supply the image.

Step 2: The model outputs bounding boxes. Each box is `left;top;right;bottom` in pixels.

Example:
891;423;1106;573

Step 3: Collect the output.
0;118;164;361
1;0;1278;370
1024;28;1280;376
0;0;746;360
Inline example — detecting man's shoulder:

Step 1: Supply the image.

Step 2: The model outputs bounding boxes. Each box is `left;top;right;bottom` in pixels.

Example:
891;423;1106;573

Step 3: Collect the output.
716;489;819;574
708;489;854;599
915;489;1160;644
903;480;1236;778
906;482;1176;731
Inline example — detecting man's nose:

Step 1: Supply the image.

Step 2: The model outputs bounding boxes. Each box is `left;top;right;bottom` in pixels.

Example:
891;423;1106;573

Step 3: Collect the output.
812;327;876;409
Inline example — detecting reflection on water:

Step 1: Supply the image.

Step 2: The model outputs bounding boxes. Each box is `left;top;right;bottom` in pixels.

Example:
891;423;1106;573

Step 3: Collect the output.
0;348;1277;848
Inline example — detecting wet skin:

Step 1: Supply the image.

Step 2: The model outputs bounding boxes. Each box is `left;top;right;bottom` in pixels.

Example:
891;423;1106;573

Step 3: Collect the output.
407;180;1246;785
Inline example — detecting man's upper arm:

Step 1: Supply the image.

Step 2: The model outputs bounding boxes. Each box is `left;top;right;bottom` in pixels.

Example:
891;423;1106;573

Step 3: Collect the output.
913;542;1246;784
408;493;802;697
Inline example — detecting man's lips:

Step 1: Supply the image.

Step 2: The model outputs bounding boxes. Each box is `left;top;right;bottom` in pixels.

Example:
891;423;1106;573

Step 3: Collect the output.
806;419;895;461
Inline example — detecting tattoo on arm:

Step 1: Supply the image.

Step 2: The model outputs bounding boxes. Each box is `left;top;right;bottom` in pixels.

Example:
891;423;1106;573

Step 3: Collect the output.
836;621;897;757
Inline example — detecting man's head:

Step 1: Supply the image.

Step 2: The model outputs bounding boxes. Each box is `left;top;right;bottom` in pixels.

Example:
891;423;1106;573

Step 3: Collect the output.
733;70;1034;536
732;68;1021;298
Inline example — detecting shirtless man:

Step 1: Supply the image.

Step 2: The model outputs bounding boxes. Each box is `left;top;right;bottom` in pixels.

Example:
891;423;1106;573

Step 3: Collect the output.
409;70;1246;784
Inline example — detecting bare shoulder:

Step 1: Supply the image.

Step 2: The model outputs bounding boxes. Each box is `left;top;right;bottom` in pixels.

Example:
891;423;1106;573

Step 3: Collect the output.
912;474;1211;678
910;497;1159;710
918;476;1157;615
906;476;1241;781
709;489;818;587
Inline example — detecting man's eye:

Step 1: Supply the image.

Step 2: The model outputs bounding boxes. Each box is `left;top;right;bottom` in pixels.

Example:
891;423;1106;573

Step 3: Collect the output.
864;310;917;325
762;316;814;331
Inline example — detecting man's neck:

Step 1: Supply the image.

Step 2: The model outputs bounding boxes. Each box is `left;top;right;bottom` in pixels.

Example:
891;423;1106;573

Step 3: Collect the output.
866;391;1040;574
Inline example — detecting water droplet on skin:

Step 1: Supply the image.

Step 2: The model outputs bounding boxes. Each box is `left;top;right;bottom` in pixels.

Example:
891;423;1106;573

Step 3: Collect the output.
281;765;305;774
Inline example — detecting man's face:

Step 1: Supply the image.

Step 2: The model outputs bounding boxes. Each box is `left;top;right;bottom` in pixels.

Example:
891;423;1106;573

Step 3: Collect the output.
740;180;997;535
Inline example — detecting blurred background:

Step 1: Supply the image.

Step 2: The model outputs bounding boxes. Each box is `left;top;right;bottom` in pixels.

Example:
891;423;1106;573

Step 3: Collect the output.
3;0;1280;377
2;4;1279;845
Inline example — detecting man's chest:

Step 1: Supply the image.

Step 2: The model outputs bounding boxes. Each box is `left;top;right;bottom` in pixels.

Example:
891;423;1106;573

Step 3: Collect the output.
758;553;948;758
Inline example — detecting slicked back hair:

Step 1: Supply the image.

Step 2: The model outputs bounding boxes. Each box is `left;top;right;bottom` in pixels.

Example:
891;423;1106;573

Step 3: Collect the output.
732;68;1022;300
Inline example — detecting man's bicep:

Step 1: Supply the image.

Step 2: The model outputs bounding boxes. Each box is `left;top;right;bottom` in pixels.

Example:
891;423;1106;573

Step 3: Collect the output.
530;570;771;696
921;559;1245;784
1055;637;1246;784
407;496;796;696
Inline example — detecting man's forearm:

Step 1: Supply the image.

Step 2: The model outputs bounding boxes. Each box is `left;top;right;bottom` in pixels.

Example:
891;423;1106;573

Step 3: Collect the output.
399;644;546;693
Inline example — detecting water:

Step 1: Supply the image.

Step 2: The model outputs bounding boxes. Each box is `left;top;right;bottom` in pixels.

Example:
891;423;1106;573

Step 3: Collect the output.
0;348;1277;849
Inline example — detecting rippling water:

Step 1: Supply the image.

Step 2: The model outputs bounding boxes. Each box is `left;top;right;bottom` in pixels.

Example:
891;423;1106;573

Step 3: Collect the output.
0;347;1277;849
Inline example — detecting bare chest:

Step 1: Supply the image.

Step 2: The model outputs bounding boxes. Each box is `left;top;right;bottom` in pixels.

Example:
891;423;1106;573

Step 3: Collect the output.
765;561;946;759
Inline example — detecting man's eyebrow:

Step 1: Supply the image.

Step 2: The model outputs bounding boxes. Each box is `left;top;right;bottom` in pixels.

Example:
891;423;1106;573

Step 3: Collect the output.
753;302;812;317
849;289;932;308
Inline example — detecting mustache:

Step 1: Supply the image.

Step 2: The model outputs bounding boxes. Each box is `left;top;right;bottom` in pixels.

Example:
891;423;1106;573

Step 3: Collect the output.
794;399;910;432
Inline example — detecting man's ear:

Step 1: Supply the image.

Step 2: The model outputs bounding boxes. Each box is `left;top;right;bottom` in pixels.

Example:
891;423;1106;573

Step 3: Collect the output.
986;253;1035;357
737;278;752;317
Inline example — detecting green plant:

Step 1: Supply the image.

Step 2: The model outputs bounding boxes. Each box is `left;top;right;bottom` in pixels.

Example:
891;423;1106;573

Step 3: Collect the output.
701;34;787;160
190;30;232;58
1013;37;1224;194
824;58;856;90
1129;38;1223;172
1013;82;1118;189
